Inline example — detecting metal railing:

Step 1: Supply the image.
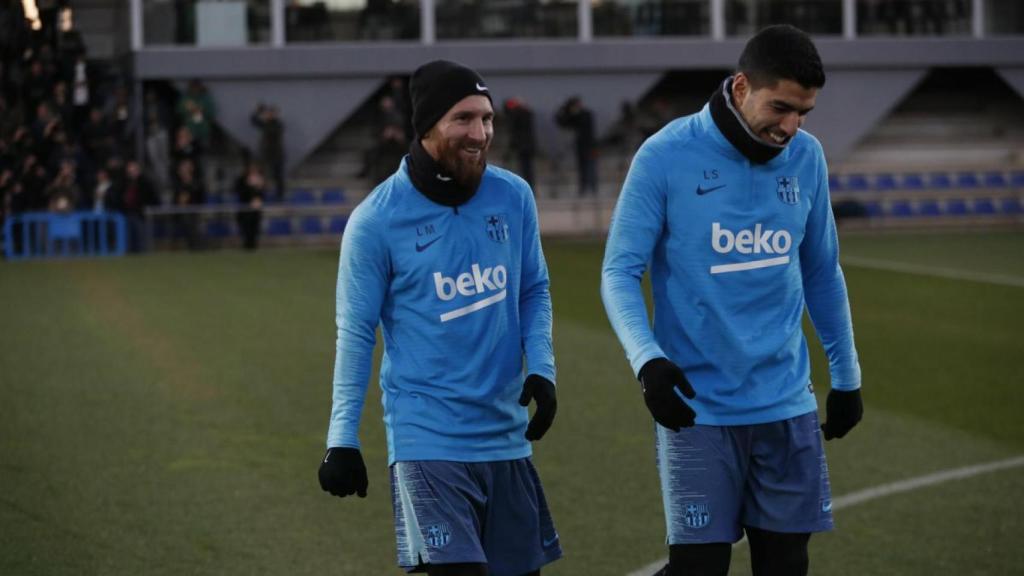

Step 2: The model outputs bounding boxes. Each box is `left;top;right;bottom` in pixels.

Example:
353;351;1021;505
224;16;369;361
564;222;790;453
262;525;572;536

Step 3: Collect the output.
3;212;128;261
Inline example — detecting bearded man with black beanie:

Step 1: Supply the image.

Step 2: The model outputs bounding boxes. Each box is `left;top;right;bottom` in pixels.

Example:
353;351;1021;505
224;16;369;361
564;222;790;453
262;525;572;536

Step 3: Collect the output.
603;25;863;576
318;60;561;576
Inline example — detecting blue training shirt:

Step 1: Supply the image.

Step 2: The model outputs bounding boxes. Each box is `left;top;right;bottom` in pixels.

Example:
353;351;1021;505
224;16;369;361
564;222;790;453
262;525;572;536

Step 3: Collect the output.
327;158;555;464
602;104;861;426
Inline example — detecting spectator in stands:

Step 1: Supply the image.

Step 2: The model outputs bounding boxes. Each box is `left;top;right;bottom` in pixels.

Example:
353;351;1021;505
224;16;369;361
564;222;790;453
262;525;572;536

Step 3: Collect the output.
250;103;285;200
172;158;203;250
119;158;159;252
22;60;53;116
503;97;537;189
106;85;135;158
49;80;74;134
145;117;171;200
172;125;202;181
20;154;49;211
80;106;114;168
384;75;412;140
370;124;406;185
88;167;116;213
555;95;599;197
0;1;29;105
46;158;79;213
176;79;216;151
358;94;407;182
234;161;266;250
68;53;91;130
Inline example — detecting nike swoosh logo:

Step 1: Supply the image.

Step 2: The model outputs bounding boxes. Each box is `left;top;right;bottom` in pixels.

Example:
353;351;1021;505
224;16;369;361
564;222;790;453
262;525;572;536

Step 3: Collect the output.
436;174;452;182
543;534;559;547
415;236;442;252
696;184;727;195
821;501;833;513
476;83;488;92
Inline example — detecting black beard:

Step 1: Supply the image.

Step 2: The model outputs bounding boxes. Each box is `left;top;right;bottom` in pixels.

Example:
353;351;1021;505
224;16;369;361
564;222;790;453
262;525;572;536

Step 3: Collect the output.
436;138;487;191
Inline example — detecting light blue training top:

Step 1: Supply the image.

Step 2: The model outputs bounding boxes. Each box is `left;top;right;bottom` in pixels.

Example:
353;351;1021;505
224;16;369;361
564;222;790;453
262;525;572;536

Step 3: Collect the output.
327;158;555;464
602;104;861;425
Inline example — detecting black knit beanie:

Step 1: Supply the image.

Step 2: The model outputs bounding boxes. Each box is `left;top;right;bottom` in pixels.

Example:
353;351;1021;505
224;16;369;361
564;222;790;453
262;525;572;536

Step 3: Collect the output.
410;60;492;139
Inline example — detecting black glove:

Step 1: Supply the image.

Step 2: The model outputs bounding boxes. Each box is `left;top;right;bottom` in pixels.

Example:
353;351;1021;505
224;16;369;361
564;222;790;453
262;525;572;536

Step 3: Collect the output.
318;447;368;498
820;388;863;441
639;358;696;432
518;374;557;441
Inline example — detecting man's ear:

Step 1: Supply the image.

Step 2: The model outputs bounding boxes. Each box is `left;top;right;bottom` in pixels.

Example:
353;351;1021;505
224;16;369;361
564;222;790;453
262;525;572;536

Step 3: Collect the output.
732;72;750;108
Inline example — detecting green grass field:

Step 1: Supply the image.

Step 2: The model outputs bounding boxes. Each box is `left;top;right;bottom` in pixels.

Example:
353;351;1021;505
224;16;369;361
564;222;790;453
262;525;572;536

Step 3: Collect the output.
2;230;1022;576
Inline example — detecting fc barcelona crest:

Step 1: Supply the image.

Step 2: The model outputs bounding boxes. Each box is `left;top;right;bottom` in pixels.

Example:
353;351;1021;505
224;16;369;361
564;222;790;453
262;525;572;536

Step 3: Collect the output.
777;176;800;205
485;214;510;243
682;503;711;529
425;523;452;548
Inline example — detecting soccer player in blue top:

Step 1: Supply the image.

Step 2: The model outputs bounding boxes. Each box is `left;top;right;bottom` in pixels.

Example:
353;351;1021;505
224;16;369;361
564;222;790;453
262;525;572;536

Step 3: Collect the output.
602;26;863;576
318;60;561;576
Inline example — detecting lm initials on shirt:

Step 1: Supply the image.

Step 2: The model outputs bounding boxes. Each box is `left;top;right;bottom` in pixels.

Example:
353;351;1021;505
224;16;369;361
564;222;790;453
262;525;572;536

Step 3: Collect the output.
432;263;508;322
710;222;792;275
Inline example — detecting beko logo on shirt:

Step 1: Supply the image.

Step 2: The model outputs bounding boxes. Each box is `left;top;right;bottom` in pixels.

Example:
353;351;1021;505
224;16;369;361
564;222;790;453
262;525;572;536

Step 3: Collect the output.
710;222;792;274
432;263;508;322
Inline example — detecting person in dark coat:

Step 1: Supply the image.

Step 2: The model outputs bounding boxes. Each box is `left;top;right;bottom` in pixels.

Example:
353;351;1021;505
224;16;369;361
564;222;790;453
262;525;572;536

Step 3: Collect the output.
555;96;598;197
234;161;266;250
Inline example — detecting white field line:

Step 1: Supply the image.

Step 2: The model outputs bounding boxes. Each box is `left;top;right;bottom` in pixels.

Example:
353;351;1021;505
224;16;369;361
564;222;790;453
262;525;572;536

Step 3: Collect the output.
625;455;1024;576
841;256;1024;288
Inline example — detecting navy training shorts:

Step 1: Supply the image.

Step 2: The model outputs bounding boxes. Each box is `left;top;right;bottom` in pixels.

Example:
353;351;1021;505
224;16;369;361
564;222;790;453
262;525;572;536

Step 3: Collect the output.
390;457;562;576
656;410;834;544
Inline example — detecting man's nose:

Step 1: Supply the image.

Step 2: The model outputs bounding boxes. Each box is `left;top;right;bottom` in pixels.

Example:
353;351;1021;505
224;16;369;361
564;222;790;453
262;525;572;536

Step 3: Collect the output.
467;118;487;141
780;112;802;136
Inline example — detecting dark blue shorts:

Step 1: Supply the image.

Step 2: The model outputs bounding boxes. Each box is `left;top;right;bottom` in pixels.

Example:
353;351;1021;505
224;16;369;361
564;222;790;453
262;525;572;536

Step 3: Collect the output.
656;411;834;544
390;458;562;576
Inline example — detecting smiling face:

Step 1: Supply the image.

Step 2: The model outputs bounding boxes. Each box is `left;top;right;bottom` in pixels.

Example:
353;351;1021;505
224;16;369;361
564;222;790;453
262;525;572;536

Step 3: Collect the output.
421;95;494;190
732;72;818;148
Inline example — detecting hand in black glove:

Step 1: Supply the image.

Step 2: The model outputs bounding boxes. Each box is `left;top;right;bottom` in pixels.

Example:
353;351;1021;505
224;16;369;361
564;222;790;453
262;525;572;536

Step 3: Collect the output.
318;447;368;498
820;388;863;441
518;374;557;441
639;358;696;432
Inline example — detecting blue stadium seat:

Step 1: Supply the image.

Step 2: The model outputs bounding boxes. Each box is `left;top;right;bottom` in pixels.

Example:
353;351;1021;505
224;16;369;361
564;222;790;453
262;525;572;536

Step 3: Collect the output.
301;216;324;234
206;219;231;238
846;174;869;192
288;189;316;205
266;218;293;236
328;216;347;235
891;200;913;217
206;194;225;205
973;199;996;215
919;200;941;216
1000;198;1022;214
875;173;897;191
955;172;980;190
983;172;1008;188
864;201;883;217
902;173;925;190
828;175;841;191
928;173;952;190
946;199;968;215
1010;171;1024;188
322;188;346;204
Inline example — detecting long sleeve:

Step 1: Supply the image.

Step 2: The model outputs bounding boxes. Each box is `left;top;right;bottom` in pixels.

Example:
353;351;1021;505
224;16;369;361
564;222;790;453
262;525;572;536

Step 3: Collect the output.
601;142;668;377
326;203;390;448
800;155;861;391
518;187;556;382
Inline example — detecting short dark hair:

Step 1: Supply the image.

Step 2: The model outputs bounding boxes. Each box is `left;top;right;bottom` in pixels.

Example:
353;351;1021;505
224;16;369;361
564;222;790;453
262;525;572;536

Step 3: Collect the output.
738;25;825;90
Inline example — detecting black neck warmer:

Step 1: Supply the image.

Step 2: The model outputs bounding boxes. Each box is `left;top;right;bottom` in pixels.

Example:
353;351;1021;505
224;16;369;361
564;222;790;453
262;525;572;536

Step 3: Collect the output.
709;77;785;164
406;140;479;207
